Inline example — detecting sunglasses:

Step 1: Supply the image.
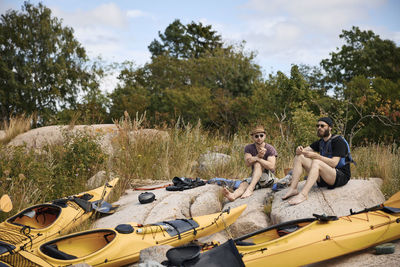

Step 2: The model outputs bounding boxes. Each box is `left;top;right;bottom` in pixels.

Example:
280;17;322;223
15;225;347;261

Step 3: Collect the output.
316;124;327;128
254;134;265;138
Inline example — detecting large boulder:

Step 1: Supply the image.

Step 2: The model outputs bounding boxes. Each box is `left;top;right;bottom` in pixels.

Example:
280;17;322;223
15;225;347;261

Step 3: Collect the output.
138;245;172;266
94;184;223;228
7;125;169;156
197;152;231;172
271;178;385;224
93;178;391;266
222;188;271;237
8;124;118;154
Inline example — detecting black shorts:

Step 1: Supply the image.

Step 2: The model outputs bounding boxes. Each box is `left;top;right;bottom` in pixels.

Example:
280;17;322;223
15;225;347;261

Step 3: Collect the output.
317;169;349;189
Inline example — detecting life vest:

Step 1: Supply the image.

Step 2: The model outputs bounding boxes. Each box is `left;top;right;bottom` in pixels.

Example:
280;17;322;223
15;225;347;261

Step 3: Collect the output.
319;135;356;168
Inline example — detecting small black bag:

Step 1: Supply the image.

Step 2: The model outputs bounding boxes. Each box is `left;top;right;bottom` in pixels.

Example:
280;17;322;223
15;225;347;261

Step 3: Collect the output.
138;192;156;204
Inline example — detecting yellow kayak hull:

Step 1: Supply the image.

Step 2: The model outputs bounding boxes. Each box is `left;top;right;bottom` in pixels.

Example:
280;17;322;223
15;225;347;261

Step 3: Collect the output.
26;204;246;267
0;178;119;262
237;208;400;266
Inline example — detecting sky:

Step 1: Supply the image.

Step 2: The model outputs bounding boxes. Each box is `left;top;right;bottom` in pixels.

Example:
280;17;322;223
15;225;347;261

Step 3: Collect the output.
1;0;400;93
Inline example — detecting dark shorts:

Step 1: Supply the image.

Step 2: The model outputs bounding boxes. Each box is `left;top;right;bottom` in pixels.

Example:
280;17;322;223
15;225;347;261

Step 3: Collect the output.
317;169;349;189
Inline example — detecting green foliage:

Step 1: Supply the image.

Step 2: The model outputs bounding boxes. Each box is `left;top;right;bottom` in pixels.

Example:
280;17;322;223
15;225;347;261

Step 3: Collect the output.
44;130;108;197
0;130;107;221
321;26;400;91
110;45;262;133
148;19;223;59
0;2;91;124
291;107;319;146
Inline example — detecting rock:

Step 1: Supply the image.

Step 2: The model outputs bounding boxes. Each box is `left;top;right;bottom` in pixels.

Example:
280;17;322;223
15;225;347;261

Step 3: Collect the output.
198;152;231;172
138;261;164;267
87;171;116;188
222;188;271;237
138;245;172;265
189;186;222;217
93;178;389;266
7;125;168;156
7;124;118;154
94;184;224;228
271;179;385;224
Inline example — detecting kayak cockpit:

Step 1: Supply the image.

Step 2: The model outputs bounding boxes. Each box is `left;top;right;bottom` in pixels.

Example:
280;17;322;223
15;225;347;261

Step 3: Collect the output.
235;218;315;246
7;204;61;229
40;230;116;260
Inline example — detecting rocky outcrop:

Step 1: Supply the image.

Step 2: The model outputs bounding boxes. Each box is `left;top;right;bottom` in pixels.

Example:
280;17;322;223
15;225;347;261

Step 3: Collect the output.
8;124;118;154
94;177;391;266
222;188;271;237
271;178;385;224
138;245;172;266
197;152;231;172
7;125;168;156
94;184;224;229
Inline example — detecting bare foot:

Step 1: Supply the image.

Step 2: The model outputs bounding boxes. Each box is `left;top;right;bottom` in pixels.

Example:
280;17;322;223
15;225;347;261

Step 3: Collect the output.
222;187;236;202
282;188;299;200
240;188;253;199
288;192;308;205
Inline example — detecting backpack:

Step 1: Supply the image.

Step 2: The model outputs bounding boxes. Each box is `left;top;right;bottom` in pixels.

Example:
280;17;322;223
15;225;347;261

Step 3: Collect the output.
319;135;356;168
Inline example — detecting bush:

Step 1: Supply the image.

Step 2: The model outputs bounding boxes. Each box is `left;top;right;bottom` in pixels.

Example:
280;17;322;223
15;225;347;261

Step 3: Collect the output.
0;130;107;222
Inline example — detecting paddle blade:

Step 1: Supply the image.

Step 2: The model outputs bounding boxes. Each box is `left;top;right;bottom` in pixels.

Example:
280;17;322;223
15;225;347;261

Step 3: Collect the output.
0;194;12;212
384;191;400;209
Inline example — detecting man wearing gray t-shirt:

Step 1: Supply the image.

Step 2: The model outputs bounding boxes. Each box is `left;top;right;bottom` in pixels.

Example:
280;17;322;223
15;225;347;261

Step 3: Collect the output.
223;125;277;201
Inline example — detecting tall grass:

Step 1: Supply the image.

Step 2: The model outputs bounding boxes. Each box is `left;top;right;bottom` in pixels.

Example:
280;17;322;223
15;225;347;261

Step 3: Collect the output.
0;114;32;145
352;144;400;198
1;115;399;223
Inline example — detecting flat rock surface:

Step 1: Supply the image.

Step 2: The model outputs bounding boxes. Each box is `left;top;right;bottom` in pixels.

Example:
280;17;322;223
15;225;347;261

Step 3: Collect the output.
271;179;385;224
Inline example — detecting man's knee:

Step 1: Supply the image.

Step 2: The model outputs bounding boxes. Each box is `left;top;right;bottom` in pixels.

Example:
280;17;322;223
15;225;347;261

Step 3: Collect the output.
310;159;323;169
253;162;262;169
294;154;306;162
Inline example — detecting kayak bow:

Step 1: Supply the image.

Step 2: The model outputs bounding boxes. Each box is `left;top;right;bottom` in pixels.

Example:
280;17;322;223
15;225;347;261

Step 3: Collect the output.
0;178;119;262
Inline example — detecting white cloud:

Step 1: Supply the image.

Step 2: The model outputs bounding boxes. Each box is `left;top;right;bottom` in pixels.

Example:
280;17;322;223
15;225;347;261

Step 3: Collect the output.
222;0;388;72
53;3;128;29
127;9;150;18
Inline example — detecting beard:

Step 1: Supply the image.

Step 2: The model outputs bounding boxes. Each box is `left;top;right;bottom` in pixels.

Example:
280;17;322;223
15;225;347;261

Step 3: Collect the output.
317;128;330;138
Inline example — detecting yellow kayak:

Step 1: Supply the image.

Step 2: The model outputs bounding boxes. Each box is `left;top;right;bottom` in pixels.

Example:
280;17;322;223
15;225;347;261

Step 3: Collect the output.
23;204;246;267
0;178;119;262
234;191;400;266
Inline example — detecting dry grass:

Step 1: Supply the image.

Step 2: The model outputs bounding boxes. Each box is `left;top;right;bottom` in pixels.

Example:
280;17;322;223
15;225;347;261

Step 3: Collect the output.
352;144;400;198
0;114;32;145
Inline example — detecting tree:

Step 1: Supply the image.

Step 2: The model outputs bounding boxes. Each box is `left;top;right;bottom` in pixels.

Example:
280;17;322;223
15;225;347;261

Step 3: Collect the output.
321;26;400;92
148;19;223;59
0;2;91;124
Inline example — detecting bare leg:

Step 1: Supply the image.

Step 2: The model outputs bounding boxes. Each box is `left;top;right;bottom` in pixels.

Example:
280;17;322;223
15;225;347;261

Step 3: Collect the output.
289;159;336;205
241;162;262;198
282;154;312;200
223;182;248;201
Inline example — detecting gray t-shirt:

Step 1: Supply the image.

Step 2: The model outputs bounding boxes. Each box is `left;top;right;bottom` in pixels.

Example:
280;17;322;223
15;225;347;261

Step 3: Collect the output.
244;143;278;172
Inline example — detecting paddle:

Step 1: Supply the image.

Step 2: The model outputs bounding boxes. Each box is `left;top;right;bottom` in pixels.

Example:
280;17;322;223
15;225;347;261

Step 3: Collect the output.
0;194;12;212
383;191;400;209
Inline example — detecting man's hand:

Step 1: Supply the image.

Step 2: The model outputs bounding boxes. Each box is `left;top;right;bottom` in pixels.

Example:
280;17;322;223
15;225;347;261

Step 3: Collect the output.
302;150;319;159
296;146;303;155
257;147;266;158
246;156;258;165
